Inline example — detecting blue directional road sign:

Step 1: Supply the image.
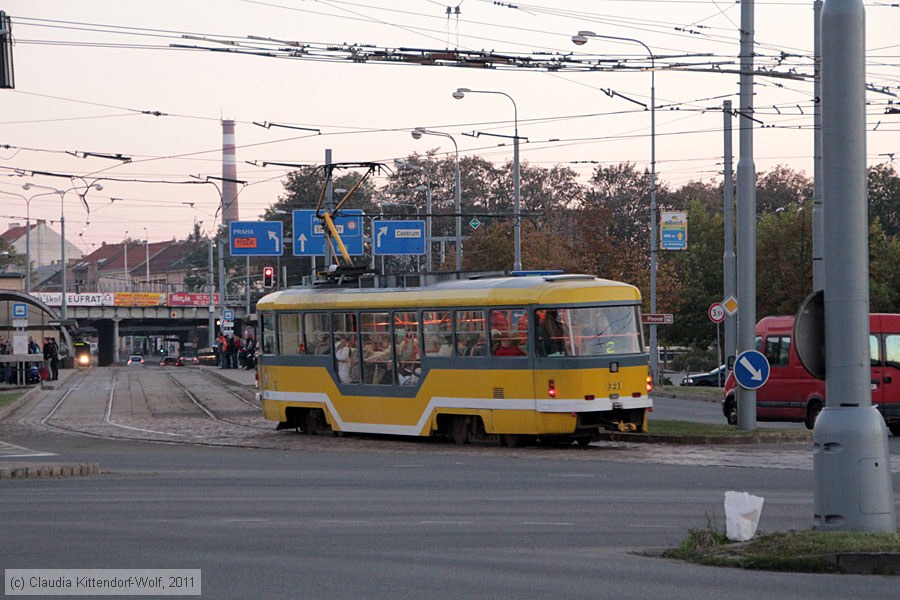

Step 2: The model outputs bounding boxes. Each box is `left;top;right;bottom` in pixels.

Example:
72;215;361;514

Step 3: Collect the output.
373;220;425;256
292;209;364;257
229;221;284;256
734;350;770;390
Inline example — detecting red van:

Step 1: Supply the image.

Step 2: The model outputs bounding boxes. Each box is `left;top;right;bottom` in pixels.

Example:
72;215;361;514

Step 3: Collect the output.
722;314;900;435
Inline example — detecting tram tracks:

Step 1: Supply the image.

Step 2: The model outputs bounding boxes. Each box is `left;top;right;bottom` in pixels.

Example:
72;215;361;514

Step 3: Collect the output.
26;367;272;447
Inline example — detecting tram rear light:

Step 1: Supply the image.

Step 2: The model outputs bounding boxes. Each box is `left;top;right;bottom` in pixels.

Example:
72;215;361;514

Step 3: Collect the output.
646;374;653;392
584;394;595;401
548;379;556;397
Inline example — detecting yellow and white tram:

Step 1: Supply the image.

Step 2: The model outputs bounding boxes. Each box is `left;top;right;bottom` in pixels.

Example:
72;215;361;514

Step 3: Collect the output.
255;273;651;446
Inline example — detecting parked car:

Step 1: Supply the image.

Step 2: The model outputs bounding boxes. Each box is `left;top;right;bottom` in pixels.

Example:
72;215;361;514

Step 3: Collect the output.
160;356;182;367
681;365;727;387
126;355;144;366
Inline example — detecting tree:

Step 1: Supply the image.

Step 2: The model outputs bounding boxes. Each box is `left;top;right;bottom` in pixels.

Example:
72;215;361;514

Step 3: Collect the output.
756;202;813;317
868;162;900;238
756;165;813;213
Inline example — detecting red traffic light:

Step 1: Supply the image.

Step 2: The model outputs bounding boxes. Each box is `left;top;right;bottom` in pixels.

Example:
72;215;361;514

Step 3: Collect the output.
263;266;274;288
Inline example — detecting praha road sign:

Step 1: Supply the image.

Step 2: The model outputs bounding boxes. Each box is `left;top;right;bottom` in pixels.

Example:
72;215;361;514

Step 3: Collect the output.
229;221;283;256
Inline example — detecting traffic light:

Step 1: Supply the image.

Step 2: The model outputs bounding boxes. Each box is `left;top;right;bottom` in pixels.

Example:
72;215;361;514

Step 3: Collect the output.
263;266;274;288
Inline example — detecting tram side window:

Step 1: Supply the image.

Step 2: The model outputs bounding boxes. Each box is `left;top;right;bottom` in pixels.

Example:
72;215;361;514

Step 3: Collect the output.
490;308;528;357
260;313;276;355
332;313;359;384
277;313;302;355
423;310;453;357
304;313;331;355
455;310;486;357
394;311;421;385
361;312;393;385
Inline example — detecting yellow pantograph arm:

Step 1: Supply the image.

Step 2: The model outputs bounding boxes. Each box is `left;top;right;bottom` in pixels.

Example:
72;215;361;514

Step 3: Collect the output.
322;212;351;264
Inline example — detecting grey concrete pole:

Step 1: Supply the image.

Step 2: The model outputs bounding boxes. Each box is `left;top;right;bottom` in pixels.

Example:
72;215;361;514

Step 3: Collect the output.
736;0;757;430
218;239;226;334
513;115;521;272
207;240;215;348
813;0;825;290
815;0;896;532
426;185;433;272
324;149;333;270
25;202;30;294
59;192;66;321
723;101;736;370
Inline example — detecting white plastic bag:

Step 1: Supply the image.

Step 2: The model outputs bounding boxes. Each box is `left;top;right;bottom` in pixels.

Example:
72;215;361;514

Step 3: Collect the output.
724;491;765;542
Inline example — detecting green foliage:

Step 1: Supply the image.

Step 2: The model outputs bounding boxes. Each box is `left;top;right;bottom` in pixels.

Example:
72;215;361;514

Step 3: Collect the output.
181;158;900;351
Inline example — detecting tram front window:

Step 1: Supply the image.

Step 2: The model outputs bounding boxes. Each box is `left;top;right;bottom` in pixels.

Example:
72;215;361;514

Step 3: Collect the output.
535;306;642;357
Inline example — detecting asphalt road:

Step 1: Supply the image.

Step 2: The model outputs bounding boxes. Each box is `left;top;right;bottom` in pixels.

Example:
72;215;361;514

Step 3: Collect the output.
1;367;898;599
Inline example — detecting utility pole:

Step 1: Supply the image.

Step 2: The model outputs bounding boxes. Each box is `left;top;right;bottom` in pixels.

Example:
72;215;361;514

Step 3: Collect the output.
815;0;896;532
736;0;757;430
723;101;736;371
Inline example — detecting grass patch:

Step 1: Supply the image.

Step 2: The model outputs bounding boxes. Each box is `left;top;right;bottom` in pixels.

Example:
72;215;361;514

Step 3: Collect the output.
0;389;25;410
663;520;900;573
648;419;810;439
657;384;724;399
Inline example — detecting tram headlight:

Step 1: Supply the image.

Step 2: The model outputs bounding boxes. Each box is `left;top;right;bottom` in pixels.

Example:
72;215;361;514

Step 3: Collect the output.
78;354;90;366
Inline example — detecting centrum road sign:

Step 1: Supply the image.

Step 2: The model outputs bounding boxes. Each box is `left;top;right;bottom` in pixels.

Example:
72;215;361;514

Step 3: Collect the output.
229;221;283;256
734;350;770;390
373;220;425;255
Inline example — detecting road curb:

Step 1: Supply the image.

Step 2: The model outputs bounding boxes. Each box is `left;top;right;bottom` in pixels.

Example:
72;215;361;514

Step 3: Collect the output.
827;552;900;575
0;462;101;480
597;431;812;445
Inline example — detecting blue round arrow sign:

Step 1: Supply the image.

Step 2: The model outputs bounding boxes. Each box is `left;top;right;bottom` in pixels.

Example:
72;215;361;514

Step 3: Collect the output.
733;350;770;390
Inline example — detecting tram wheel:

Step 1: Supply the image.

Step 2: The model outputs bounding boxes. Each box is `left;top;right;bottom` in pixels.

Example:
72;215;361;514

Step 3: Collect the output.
304;410;321;436
450;417;470;445
574;435;594;447
499;434;522;448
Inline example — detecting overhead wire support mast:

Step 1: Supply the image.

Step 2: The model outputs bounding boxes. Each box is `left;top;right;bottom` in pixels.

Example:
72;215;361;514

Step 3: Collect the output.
313;162;390;279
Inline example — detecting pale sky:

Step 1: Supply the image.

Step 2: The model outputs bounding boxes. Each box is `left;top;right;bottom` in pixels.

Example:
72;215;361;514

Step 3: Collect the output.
1;0;898;253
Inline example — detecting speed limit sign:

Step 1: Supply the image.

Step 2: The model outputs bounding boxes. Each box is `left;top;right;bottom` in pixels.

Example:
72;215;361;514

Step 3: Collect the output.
708;302;725;323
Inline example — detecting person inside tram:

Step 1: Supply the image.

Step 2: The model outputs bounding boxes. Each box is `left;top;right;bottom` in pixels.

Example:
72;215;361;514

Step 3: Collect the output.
335;335;358;384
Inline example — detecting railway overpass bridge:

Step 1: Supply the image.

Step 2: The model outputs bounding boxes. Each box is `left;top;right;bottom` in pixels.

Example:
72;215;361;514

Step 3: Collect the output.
0;291;252;367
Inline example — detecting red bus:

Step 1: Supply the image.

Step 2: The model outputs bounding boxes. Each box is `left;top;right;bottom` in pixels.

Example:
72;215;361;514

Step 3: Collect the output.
722;314;900;435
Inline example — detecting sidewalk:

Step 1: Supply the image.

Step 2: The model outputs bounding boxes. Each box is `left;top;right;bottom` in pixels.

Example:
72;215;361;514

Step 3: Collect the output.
201;365;257;388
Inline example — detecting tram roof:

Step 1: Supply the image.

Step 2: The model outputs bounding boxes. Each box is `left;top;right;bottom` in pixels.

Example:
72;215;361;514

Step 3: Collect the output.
256;274;642;311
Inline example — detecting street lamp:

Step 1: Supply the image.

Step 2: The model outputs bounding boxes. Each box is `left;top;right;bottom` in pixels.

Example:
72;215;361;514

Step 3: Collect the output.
394;158;434;272
411;127;462;272
453;87;522;271
572;30;659;384
0;187;36;293
22;182;102;320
